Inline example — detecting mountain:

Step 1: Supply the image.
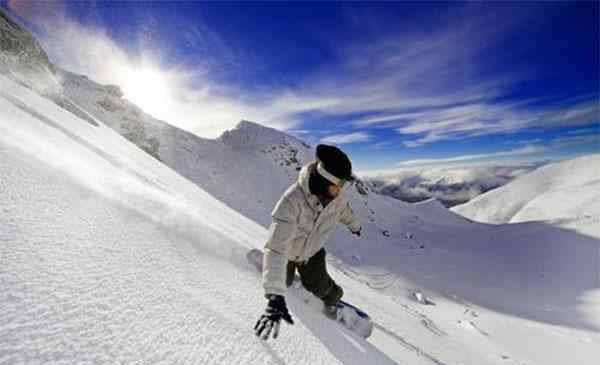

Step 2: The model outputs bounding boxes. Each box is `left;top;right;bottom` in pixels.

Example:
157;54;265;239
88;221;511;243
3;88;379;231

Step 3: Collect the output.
0;10;57;93
58;67;315;225
1;73;400;365
362;163;544;207
452;155;600;234
2;8;600;365
0;11;120;128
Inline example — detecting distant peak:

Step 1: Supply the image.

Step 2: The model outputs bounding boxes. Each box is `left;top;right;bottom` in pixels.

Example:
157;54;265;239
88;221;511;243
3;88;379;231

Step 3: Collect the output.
235;120;277;132
218;120;311;151
219;120;284;144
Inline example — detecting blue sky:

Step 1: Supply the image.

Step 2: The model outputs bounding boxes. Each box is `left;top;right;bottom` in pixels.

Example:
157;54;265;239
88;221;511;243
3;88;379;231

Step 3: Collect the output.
4;1;599;171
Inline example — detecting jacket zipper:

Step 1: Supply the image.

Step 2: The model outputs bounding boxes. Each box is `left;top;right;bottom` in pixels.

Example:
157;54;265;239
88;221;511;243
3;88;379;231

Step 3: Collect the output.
300;200;334;261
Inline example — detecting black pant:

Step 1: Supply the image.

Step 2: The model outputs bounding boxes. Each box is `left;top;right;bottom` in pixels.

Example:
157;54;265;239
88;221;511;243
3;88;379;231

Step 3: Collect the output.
286;248;343;306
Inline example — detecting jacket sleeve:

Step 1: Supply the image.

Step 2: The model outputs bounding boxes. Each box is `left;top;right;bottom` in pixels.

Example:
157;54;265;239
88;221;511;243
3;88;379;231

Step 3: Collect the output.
339;200;361;233
263;195;299;297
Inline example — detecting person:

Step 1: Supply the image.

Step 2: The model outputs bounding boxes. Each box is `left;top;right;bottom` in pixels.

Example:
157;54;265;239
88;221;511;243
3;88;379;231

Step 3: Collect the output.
254;144;362;340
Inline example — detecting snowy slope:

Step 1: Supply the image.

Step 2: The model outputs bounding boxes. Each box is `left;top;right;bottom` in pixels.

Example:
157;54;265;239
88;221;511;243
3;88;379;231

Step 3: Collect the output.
57;69;313;227
0;75;397;365
3;9;600;364
452;155;600;229
53;76;600;364
19;70;600;364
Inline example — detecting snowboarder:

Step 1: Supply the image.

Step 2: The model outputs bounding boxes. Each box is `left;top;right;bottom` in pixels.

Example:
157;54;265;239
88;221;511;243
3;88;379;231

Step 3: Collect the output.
254;144;362;340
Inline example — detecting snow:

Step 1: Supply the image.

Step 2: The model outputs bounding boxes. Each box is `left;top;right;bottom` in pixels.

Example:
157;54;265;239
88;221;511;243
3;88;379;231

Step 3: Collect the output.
2;56;600;365
57;69;313;227
0;75;394;364
452;155;600;234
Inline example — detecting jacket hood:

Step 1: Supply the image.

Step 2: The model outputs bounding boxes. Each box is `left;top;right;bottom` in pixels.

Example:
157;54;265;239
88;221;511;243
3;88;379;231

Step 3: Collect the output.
298;161;318;206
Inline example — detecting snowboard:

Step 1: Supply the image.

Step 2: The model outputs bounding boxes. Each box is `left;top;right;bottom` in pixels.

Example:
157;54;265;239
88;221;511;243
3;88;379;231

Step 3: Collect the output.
247;248;373;338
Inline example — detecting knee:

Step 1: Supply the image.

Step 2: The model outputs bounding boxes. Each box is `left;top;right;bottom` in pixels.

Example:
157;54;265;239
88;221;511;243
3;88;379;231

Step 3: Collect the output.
299;272;321;292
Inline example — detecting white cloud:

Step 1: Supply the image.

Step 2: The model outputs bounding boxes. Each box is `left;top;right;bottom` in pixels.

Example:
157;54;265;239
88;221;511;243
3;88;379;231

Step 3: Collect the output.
513;138;544;145
278;6;531;119
8;4;309;138
351;111;429;126
393;99;599;148
320;132;372;145
291;6;598;147
566;127;599;135
550;134;600;148
9;2;598;143
396;145;547;167
380;134;598;170
360;162;545;207
288;129;311;135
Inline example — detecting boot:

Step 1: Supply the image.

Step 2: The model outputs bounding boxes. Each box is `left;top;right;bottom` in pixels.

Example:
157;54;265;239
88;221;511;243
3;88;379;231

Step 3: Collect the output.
323;303;340;320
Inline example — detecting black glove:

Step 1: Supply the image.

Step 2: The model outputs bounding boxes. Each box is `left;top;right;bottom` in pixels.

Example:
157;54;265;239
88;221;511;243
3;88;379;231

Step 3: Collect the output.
352;228;362;237
254;294;294;340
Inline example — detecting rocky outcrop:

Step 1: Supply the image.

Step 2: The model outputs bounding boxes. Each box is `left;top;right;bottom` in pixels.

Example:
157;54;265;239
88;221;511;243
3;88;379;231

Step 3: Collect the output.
0;10;161;160
0;9;58;94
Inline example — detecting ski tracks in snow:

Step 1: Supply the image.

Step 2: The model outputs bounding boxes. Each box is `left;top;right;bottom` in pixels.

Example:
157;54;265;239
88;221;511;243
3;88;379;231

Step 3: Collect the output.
394;302;447;337
373;323;450;365
332;259;448;339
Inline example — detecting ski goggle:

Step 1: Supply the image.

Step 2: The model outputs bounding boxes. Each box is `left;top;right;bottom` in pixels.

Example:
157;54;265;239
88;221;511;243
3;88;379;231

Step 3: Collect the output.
316;162;354;188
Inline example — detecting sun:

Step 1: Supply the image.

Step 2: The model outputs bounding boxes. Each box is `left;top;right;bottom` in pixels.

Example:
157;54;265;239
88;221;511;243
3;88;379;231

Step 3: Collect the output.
121;67;171;118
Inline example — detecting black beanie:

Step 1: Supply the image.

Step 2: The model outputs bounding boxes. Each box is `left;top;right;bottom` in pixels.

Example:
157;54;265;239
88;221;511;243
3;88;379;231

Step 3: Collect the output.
315;144;353;180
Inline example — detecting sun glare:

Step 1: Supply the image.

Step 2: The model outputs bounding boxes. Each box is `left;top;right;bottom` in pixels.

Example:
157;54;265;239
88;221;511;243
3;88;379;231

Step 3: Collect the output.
121;67;171;118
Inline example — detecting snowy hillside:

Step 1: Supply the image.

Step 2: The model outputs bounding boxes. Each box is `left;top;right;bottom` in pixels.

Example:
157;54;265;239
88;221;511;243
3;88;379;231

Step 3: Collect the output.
3;70;600;364
54;79;600;363
55;69;313;226
1;9;314;227
2;8;600;365
0;74;399;365
361;163;544;207
452;155;600;230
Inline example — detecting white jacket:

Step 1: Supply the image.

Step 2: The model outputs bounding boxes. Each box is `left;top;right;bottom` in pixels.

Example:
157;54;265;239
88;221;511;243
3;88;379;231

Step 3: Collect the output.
263;161;361;296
